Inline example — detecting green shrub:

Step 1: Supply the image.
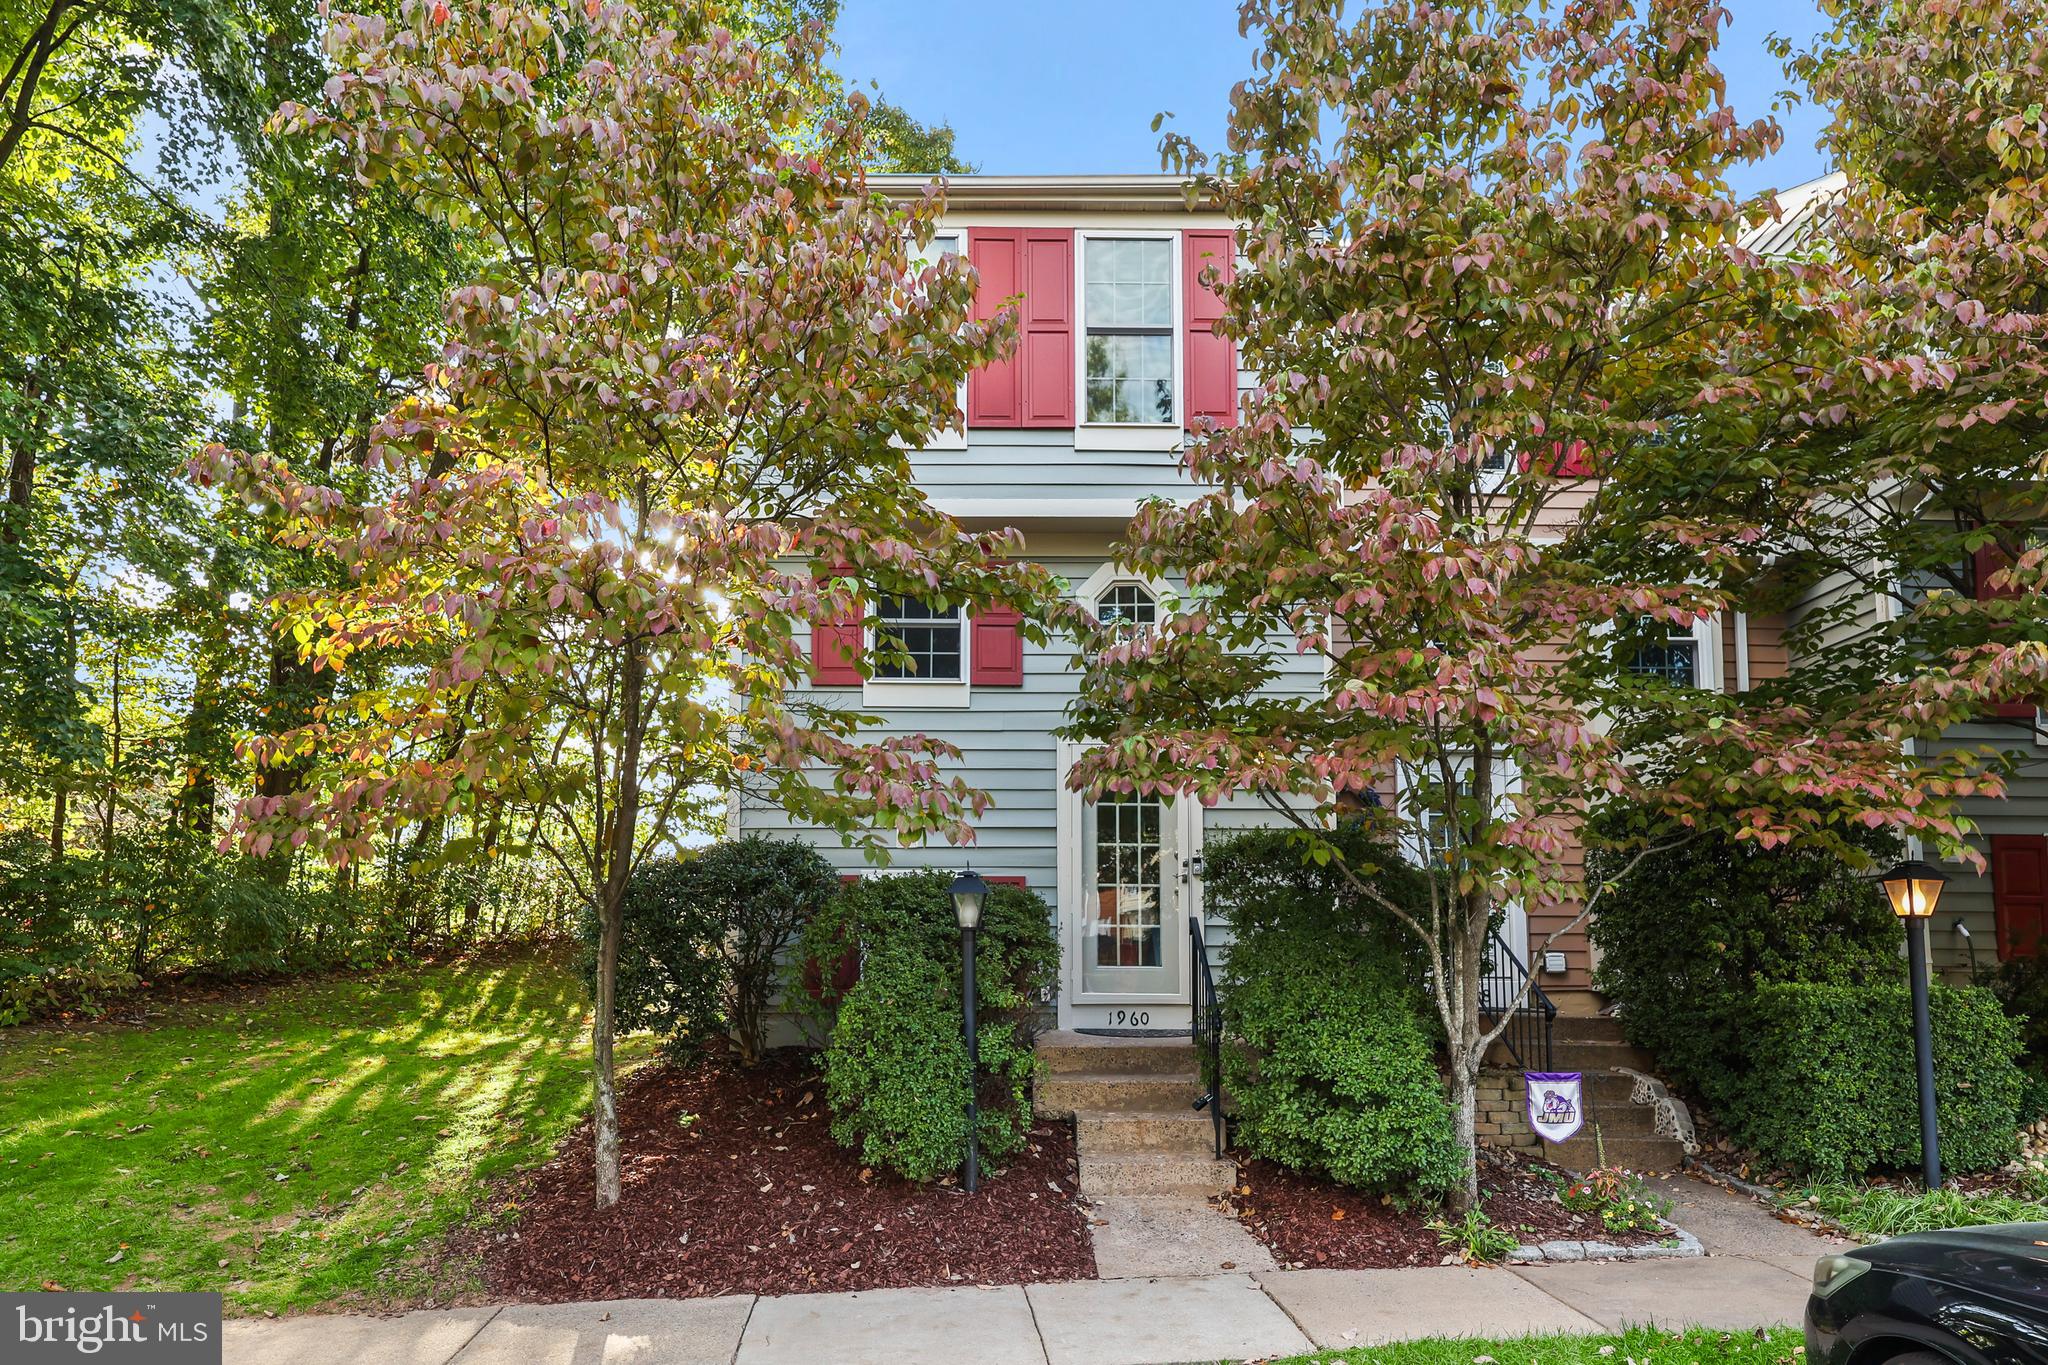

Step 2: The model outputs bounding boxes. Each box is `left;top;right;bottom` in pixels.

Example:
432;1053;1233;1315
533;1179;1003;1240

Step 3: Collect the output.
1985;954;2048;1089
1725;981;2025;1179
1586;813;1902;1104
596;836;839;1064
802;870;1056;1181
1207;826;1464;1199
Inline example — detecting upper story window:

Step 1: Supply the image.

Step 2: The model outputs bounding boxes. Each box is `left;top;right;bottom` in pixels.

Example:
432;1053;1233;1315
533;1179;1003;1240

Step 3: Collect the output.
875;596;963;681
1624;618;1701;687
1098;583;1157;633
915;231;967;450
1083;237;1175;425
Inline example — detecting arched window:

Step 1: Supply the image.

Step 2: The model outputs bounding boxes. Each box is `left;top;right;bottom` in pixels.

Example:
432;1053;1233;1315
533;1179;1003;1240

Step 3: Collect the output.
1097;583;1156;632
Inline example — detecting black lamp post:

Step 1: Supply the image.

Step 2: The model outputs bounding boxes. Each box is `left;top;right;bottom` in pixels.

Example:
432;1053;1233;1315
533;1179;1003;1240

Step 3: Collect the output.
950;869;989;1194
1881;858;1950;1191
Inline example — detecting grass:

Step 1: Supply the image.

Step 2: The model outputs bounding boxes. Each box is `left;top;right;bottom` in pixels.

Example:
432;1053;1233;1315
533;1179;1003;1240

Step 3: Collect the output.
0;950;652;1314
1273;1326;1806;1365
1785;1180;2048;1239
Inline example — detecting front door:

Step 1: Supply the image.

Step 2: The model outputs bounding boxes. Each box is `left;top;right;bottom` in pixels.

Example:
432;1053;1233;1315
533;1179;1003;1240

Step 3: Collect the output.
1057;743;1194;1028
1082;791;1176;998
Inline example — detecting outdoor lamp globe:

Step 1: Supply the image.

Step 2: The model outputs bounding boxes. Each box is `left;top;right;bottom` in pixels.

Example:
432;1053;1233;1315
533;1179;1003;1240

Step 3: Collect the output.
1881;860;1949;919
950;870;989;931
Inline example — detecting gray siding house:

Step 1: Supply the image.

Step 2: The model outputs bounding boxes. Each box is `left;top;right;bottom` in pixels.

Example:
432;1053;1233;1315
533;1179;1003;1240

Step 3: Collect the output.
733;175;1306;1032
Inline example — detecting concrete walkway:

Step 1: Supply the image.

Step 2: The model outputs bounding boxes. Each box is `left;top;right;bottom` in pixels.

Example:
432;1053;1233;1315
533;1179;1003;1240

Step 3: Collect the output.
223;1176;1838;1365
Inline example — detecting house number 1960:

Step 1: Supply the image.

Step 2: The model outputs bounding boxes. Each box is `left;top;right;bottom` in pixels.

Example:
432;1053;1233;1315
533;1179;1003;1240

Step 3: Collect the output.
1105;1009;1150;1028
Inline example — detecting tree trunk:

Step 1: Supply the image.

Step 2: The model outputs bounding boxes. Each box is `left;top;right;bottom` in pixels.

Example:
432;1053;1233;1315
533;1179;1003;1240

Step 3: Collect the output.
49;782;66;859
591;637;648;1211
1449;1053;1481;1211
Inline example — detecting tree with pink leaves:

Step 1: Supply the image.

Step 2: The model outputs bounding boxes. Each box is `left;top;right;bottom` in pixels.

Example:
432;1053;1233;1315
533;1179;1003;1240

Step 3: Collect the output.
194;0;1048;1209
1067;0;2015;1209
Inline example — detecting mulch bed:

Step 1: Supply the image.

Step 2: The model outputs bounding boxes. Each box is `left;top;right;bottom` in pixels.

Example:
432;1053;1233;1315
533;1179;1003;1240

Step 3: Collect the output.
464;1046;1096;1301
1227;1149;1667;1269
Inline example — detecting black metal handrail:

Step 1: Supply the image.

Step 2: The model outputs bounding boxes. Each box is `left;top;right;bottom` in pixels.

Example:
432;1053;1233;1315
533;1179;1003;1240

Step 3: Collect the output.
1188;914;1225;1158
1479;929;1555;1070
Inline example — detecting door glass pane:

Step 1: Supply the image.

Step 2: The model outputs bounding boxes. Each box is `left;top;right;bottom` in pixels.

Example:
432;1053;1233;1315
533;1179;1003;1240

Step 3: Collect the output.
1092;792;1163;969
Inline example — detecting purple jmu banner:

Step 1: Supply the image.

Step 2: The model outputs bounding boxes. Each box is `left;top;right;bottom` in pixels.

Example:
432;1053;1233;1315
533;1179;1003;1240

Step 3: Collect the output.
1525;1071;1585;1144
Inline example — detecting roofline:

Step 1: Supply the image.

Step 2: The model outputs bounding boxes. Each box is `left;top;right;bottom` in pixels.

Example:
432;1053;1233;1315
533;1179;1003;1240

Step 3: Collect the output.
866;173;1217;213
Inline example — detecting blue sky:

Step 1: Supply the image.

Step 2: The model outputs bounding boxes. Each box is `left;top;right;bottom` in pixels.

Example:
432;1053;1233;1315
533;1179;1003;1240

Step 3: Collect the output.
836;0;1835;198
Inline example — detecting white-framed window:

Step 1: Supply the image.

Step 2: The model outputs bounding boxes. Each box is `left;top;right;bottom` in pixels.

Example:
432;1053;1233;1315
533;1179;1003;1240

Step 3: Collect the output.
912;229;967;451
874;595;963;681
1076;231;1181;449
1622;614;1720;689
1097;582;1157;633
864;594;971;709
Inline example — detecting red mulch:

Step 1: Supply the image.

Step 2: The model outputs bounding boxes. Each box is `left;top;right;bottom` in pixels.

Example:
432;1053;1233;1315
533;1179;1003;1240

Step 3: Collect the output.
1227;1149;1667;1269
465;1046;1096;1301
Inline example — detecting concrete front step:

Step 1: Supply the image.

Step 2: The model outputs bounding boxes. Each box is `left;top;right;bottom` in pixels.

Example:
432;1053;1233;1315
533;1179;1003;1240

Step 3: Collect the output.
1547;1131;1686;1172
1550;1015;1627;1044
1079;1150;1237;1198
1486;1038;1654;1071
1037;1072;1206;1118
1036;1029;1200;1076
1076;1107;1219;1156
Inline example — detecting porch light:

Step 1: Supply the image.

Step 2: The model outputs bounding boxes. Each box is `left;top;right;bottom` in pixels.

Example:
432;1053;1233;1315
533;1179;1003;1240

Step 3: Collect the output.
950;868;989;1194
1880;856;1949;1192
950;869;989;931
1880;860;1948;919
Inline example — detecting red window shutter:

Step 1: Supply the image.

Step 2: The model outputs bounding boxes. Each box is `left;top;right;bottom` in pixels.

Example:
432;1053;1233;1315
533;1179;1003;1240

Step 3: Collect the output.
811;565;862;686
970;602;1024;686
968;231;1022;427
1514;440;1595;477
1992;835;2047;960
1019;230;1075;427
1183;229;1238;429
986;875;1028;888
1976;543;2036;717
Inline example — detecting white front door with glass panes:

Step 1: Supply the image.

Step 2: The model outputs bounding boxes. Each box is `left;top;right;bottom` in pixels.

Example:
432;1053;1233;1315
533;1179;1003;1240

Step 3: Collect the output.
1056;739;1194;1029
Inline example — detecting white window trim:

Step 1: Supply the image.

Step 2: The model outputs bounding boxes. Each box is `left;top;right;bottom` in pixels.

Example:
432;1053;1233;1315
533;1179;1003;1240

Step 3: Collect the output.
862;597;971;709
1074;562;1175;617
893;228;969;453
1074;229;1183;453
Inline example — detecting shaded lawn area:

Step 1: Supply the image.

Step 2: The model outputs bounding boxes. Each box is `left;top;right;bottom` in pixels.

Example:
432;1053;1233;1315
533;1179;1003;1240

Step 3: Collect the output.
1276;1327;1806;1365
0;950;651;1314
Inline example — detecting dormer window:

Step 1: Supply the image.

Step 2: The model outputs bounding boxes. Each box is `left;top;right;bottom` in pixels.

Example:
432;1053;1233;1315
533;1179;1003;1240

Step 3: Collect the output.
1082;237;1176;425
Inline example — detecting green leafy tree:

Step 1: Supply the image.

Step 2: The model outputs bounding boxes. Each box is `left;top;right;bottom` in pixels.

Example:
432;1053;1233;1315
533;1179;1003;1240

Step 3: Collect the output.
201;0;1050;1209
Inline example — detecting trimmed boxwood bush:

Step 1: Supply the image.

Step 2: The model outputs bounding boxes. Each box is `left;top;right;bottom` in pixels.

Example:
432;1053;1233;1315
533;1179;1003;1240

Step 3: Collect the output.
597;836;840;1064
1588;811;2027;1177
1208;825;1465;1199
797;871;1056;1182
1587;813;1903;1105
1723;982;2025;1179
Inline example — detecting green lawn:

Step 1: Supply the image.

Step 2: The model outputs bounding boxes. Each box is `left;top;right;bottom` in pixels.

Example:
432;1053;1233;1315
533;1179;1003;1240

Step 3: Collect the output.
1275;1327;1806;1365
0;951;650;1313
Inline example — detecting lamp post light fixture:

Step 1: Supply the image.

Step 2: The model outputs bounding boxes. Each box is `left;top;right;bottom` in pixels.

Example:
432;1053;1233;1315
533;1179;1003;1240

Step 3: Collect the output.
1881;858;1950;1191
949;869;989;1194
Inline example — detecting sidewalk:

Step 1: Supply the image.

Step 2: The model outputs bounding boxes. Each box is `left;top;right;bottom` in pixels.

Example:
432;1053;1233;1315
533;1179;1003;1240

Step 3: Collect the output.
223;1176;1842;1365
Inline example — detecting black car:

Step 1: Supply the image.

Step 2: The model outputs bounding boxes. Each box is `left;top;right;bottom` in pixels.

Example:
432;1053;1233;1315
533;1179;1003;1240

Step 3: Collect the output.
1807;1223;2048;1365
